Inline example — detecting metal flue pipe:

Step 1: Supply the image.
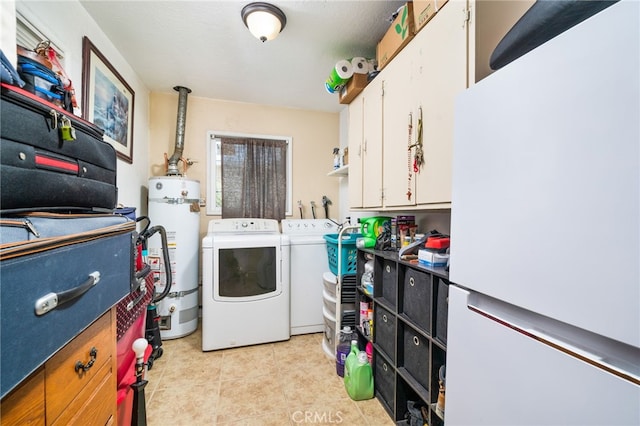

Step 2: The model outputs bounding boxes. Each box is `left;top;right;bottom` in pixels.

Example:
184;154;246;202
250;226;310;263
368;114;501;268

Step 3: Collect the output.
166;85;192;176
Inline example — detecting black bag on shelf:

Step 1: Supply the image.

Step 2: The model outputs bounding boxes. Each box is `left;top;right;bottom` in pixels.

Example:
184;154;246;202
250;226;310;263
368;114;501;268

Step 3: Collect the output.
1;83;118;214
17;54;73;112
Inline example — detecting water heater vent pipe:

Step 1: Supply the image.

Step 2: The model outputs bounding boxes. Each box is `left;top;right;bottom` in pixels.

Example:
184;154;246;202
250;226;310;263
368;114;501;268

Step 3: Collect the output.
166;85;192;176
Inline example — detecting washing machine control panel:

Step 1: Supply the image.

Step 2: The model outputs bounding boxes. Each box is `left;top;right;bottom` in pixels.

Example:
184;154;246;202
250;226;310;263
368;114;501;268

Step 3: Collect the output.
281;219;339;235
207;218;280;233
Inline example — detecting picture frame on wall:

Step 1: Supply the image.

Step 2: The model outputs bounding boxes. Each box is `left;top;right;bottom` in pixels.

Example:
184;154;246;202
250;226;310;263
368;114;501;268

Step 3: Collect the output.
81;36;134;163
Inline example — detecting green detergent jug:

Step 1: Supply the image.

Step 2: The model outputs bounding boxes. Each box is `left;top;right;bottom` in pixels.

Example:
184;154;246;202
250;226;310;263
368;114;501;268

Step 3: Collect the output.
357;216;392;249
344;340;374;401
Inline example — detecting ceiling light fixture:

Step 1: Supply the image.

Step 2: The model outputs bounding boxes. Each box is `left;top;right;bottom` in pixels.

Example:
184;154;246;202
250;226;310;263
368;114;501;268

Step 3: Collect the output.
241;2;287;42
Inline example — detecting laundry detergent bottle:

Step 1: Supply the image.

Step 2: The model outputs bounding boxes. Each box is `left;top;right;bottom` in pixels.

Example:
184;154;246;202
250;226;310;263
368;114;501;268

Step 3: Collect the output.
336;326;354;377
344;340;374;401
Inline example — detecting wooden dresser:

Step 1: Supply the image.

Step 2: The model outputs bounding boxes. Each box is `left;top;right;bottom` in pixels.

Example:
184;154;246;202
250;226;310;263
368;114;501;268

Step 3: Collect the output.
1;308;117;425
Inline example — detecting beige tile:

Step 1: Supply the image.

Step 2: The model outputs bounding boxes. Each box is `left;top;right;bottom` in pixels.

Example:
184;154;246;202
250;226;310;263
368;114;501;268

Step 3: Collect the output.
144;324;394;426
216;374;288;423
219;343;278;381
146;379;220;426
217;408;293;426
289;399;367;426
157;352;223;388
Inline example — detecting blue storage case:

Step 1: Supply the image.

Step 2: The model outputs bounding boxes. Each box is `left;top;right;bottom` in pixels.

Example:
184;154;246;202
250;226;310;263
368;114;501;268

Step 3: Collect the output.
0;213;135;398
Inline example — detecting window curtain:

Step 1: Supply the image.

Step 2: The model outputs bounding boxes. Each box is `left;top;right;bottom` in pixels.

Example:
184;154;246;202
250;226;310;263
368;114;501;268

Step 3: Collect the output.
220;137;287;220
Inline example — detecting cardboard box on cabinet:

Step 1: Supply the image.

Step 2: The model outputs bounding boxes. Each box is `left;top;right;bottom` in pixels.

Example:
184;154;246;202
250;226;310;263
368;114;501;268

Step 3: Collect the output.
339;73;369;105
376;2;415;71
413;0;450;33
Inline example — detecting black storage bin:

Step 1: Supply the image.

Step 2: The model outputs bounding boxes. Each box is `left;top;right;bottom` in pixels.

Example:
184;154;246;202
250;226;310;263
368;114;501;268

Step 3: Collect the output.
374;351;395;412
401;324;430;392
435;278;449;345
381;259;397;306
374;305;396;362
402;268;432;333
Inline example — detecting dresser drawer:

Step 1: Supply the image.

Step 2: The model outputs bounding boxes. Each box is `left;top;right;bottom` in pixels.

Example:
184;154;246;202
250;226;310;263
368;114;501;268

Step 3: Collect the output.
50;360;115;426
0;369;45;426
46;310;114;423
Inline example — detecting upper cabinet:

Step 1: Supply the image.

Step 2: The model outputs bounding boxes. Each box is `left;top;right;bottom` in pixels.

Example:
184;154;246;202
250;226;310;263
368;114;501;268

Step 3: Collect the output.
413;2;467;207
380;40;415;208
348;96;364;207
349;76;384;209
348;0;534;211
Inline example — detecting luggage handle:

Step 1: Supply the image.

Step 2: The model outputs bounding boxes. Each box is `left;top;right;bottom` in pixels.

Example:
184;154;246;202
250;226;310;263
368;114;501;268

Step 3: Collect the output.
34;271;100;316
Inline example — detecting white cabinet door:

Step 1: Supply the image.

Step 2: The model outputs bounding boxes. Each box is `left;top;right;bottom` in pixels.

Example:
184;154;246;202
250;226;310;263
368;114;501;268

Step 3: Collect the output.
347;96;363;208
413;1;467;206
381;40;417;208
361;76;383;209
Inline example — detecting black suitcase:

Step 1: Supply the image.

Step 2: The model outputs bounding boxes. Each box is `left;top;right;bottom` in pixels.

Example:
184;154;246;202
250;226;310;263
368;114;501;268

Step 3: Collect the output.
0;82;117;213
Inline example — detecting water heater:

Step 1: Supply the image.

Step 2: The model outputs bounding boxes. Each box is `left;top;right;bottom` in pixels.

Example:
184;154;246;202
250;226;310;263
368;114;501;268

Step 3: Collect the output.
147;176;200;339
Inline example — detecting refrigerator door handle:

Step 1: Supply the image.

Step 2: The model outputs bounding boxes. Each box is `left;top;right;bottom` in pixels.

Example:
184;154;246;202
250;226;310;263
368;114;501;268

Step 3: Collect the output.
467;294;640;386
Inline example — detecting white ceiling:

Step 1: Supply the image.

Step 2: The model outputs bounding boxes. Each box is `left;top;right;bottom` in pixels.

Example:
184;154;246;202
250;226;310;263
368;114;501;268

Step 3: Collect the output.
79;0;407;113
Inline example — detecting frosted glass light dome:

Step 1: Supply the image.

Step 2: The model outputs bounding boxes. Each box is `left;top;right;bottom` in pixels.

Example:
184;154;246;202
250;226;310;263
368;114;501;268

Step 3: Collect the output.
241;3;287;42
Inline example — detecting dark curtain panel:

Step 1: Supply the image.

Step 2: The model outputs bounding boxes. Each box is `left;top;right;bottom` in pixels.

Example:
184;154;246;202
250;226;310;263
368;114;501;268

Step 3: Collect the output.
220;137;287;220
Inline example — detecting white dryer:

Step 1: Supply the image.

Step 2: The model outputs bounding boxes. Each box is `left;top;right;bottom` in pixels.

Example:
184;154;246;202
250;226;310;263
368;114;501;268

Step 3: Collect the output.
201;219;290;351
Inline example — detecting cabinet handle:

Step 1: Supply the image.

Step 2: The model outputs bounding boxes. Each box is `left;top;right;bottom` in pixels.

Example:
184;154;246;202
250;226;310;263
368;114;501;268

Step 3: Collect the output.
409;277;415;286
75;347;98;374
413;336;420;346
382;314;388;323
385;265;390;273
383;363;388;372
34;271;101;316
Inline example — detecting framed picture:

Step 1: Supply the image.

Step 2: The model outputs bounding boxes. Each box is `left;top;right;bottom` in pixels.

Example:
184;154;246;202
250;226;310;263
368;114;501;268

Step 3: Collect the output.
81;36;134;163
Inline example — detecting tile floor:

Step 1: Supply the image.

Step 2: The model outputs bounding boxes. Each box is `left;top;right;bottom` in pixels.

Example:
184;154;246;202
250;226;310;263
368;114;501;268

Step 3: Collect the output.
144;324;395;426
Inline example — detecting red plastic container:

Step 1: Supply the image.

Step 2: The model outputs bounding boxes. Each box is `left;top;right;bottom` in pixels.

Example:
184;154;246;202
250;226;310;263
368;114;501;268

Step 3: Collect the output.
425;236;450;249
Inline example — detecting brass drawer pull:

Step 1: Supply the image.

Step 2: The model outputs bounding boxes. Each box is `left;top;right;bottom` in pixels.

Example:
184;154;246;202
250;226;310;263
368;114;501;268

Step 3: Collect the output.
75;347;98;374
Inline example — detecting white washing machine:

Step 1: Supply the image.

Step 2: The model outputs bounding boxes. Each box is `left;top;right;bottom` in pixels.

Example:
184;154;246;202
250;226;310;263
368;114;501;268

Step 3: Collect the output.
281;219;338;335
201;219;290;351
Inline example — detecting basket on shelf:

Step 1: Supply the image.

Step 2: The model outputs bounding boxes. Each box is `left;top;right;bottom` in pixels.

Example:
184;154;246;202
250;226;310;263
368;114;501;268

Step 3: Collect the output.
323;233;362;276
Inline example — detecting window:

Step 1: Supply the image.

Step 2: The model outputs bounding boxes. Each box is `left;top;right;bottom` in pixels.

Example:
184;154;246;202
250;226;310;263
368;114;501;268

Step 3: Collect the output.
16;10;65;61
206;131;292;217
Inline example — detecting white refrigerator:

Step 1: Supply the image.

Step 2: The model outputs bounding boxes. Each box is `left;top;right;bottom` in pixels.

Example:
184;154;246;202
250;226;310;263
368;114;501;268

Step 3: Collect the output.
447;2;640;425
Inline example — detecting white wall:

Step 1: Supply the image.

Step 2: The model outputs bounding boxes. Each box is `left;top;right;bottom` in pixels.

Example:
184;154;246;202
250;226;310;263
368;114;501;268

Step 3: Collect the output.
2;1;150;214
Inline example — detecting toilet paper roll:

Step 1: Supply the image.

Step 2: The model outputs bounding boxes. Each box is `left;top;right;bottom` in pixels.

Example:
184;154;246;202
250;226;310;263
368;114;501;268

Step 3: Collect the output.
333;59;354;80
325;60;353;93
351;57;369;74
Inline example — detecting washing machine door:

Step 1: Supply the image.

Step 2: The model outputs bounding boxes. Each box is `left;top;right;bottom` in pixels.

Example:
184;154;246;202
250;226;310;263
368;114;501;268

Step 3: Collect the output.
210;234;285;302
